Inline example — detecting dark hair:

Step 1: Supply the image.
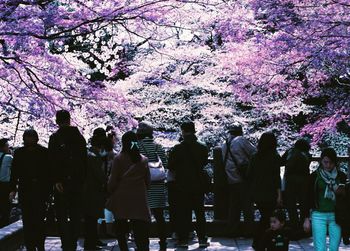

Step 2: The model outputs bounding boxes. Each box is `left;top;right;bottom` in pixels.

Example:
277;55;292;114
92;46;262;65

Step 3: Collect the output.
294;138;310;152
180;121;196;133
56;110;70;124
0;138;9;149
321;147;337;165
93;127;106;138
23;129;39;142
122;131;141;163
271;209;286;223
257;132;277;153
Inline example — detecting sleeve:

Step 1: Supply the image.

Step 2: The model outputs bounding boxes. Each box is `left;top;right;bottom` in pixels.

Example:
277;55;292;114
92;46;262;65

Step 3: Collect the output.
157;144;168;169
167;147;177;171
9;152;18;192
304;172;316;218
201;144;209;168
273;154;282;189
48;134;62;183
5;155;13;181
246;154;256;181
144;159;151;188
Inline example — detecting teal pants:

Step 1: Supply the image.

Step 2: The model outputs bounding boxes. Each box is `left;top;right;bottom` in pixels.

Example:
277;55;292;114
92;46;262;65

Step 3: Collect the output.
311;211;341;251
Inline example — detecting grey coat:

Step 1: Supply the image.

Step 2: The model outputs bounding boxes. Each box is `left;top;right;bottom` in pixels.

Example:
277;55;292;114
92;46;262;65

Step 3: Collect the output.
221;136;256;184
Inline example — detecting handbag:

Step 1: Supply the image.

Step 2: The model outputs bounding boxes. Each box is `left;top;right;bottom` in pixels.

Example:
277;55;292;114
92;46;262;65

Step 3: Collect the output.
141;143;166;181
148;158;166;181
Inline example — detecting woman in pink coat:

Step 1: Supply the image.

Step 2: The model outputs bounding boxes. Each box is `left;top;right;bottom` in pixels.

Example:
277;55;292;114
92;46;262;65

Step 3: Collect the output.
106;131;151;251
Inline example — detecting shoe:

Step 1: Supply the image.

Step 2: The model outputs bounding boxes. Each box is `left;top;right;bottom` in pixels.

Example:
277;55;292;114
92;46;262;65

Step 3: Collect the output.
199;238;209;248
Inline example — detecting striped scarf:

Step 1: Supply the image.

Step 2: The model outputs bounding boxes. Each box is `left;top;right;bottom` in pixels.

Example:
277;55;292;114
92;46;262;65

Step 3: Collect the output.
319;168;338;201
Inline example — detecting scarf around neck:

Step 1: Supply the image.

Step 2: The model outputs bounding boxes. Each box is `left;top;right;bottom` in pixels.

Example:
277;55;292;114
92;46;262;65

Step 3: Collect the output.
318;167;338;201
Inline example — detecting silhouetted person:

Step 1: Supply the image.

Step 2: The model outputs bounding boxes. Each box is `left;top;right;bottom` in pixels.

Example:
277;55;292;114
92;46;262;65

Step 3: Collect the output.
82;135;107;250
0;138;12;227
282;139;311;237
48;110;87;251
249;132;282;249
168;121;209;248
10;129;50;251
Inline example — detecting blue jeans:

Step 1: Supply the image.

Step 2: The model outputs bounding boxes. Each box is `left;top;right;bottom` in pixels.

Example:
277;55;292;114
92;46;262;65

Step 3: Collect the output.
311;211;341;251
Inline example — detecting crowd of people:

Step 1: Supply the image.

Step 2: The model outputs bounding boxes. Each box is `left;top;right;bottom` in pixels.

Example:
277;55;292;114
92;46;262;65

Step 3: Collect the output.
0;110;349;251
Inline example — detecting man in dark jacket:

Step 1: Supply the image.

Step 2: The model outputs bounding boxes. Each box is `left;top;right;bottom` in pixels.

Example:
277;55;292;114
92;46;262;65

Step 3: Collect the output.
168;121;209;248
48;110;87;251
10;129;50;251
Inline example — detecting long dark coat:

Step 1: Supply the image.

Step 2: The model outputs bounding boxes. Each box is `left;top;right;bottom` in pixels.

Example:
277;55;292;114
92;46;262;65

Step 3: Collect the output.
82;150;106;218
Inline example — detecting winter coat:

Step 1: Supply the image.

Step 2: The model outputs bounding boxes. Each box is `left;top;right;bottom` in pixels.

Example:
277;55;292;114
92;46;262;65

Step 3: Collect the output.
106;153;151;222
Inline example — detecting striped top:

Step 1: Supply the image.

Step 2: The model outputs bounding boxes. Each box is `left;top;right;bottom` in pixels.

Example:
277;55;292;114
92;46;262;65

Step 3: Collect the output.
138;138;167;209
138;138;167;168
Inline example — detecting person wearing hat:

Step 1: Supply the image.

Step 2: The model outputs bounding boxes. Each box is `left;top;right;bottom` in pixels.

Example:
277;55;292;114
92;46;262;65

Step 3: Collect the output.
0;138;13;228
136;121;168;251
168;121;209;248
9;129;50;251
221;124;256;237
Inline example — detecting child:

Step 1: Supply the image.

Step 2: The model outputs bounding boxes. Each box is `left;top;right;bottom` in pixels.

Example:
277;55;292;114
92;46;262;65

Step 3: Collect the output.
257;209;291;250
